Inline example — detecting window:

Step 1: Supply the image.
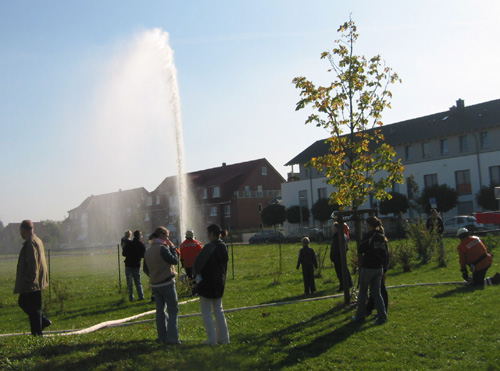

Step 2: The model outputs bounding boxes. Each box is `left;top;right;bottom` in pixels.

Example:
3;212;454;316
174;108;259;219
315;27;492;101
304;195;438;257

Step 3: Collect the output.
480;131;489;148
258;204;263;212
209;206;218;216
318;187;327;200
489;166;500;185
244;185;250;197
224;205;231;217
257;185;263;197
459;135;468;152
144;212;150;222
156;195;161;205
169;195;178;207
422;142;430;158
212;186;220;198
262;167;267;176
202;188;207;199
147;196;153;206
440;139;448;155
455;170;471;195
424;174;438;189
405;145;413;161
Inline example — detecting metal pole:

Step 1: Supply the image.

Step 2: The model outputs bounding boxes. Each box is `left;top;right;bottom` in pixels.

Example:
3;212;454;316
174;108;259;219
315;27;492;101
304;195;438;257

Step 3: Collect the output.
117;244;122;293
48;249;52;303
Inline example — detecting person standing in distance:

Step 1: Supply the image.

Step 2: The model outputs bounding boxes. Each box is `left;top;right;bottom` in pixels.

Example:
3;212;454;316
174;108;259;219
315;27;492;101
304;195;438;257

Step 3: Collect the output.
14;220;51;335
180;230;203;280
193;224;230;346
122;230;146;301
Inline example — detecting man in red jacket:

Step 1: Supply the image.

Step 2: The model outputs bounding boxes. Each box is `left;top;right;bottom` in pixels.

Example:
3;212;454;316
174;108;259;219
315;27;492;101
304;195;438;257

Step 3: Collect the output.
456;228;500;286
180;230;203;280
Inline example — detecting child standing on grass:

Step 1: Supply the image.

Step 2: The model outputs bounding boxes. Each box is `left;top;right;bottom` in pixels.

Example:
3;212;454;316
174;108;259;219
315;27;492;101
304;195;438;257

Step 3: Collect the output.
296;237;318;295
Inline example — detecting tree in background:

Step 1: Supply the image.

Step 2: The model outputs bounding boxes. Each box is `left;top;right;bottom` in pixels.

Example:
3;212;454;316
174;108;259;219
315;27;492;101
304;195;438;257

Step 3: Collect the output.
293;18;404;241
476;185;499;211
379;192;409;215
261;204;286;227
286;205;310;225
311;198;339;225
406;175;421;217
420;184;458;215
41;220;62;249
0;220;4;232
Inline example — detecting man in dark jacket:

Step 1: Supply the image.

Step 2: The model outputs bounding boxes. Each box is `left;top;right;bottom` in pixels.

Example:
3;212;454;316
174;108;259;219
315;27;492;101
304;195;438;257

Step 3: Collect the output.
122;230;146;301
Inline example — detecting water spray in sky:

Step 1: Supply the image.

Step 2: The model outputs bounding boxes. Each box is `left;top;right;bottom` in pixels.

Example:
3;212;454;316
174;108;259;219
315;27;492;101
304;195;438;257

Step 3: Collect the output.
145;28;188;239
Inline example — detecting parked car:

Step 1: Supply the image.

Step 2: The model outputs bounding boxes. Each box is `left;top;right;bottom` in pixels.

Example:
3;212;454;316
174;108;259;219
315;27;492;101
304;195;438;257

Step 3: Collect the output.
443;215;485;235
286;227;324;243
248;229;285;244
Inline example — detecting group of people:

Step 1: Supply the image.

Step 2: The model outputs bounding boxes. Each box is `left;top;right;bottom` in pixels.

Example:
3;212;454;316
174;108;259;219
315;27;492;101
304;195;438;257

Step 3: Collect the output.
121;224;230;345
297;211;500;327
12;213;500;339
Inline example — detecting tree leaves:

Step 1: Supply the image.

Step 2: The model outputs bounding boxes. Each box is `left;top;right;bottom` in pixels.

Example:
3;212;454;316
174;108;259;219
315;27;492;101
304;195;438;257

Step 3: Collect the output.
292;18;404;212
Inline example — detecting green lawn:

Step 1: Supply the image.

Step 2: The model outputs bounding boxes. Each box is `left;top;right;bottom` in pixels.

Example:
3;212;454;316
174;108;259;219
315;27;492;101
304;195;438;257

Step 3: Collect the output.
1;239;499;370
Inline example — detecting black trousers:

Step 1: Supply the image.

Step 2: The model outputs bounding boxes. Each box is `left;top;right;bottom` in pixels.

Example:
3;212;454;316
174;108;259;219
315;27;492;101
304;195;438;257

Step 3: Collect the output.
18;291;49;335
332;255;352;290
302;265;316;294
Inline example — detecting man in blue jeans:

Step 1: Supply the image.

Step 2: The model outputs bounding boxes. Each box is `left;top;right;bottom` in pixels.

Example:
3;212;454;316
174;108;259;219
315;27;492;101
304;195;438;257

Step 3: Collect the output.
122;230;146;301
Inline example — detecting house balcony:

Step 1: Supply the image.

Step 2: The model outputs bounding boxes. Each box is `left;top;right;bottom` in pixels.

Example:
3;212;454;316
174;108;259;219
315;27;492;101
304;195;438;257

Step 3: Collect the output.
234;190;282;198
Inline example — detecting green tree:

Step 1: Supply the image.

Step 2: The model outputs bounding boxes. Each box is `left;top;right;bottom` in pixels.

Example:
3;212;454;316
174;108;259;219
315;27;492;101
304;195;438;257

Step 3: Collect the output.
379;192;409;215
476;185;499;211
311;198;339;224
420;184;458;214
292;18;404;241
261;204;286;227
0;220;4;232
406;174;422;217
286;205;310;225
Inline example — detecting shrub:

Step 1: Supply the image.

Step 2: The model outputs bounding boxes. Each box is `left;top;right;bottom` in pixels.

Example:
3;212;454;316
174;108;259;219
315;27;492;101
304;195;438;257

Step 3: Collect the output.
405;218;436;264
393;240;414;272
480;233;500;253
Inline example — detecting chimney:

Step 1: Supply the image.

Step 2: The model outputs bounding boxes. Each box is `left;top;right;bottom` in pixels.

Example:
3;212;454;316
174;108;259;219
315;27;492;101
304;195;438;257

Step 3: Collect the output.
456;99;465;110
222;162;226;167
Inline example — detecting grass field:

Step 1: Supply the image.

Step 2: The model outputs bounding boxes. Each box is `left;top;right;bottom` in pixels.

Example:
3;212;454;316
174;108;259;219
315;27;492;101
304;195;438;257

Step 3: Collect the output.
1;238;499;370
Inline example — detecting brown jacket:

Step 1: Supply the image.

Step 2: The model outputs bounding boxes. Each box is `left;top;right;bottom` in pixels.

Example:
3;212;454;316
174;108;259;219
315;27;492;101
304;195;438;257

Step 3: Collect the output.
14;234;48;294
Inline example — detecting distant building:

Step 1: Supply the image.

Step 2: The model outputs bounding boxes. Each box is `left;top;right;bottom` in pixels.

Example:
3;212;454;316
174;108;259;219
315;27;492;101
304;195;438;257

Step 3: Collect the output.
62;158;285;246
150;158;285;235
64;187;150;247
282;98;500;227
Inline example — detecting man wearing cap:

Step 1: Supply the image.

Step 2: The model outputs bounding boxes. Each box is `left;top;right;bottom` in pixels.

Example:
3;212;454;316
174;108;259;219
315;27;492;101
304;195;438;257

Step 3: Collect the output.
456;228;500;286
180;230;203;281
14;220;51;335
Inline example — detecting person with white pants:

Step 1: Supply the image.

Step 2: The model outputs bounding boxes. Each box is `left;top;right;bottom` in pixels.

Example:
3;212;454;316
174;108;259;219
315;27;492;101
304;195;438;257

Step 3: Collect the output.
193;224;230;345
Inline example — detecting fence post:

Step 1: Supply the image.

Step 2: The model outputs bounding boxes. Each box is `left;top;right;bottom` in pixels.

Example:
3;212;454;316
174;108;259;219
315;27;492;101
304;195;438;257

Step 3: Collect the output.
48;249;51;303
117;244;122;293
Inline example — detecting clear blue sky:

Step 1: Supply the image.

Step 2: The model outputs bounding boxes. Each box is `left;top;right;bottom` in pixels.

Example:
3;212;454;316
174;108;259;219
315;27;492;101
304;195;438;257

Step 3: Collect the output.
1;0;499;225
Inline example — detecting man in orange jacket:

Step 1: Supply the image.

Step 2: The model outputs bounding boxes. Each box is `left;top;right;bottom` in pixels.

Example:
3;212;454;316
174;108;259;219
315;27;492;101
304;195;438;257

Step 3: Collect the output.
180;230;203;280
456;228;500;286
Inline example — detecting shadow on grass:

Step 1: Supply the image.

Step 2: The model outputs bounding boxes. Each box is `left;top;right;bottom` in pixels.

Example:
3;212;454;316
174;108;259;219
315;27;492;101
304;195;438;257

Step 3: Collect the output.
433;285;482;298
233;301;367;369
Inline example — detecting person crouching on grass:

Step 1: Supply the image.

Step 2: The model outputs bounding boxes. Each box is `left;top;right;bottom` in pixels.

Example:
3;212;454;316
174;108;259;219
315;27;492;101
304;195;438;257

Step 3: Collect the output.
296;237;318;295
456;228;500;286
